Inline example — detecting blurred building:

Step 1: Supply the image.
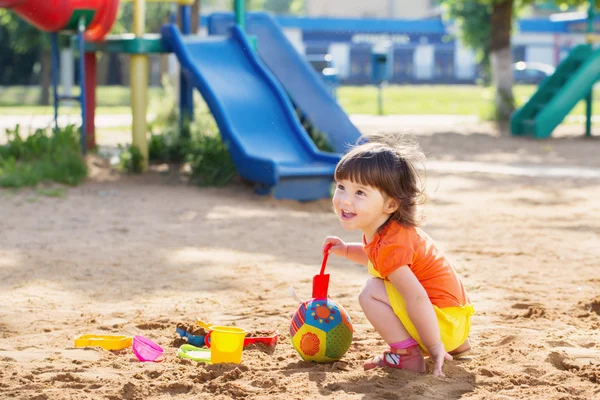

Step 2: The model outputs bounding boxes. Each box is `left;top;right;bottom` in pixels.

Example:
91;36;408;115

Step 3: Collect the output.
305;0;437;19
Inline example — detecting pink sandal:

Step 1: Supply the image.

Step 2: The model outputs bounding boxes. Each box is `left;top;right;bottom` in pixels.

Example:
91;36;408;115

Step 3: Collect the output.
364;346;426;373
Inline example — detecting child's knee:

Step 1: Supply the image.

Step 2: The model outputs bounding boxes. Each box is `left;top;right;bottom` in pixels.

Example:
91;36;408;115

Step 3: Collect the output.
358;278;386;307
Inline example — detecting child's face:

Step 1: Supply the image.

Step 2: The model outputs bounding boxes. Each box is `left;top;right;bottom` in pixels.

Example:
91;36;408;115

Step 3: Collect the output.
332;179;398;240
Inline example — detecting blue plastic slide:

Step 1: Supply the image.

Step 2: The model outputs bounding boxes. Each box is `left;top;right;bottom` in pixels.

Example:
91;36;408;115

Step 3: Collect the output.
161;24;340;201
207;12;362;153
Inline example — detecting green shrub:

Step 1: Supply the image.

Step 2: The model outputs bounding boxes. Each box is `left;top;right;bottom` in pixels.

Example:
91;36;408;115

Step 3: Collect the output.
0;125;87;188
117;144;145;174
144;78;236;186
295;107;334;152
143;77;335;187
186;133;237;186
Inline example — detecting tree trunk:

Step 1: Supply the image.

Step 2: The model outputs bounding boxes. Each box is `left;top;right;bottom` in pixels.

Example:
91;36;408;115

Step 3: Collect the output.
39;50;51;106
490;0;514;121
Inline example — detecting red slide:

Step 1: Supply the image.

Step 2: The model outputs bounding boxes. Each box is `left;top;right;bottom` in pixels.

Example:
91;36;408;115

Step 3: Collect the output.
0;0;119;41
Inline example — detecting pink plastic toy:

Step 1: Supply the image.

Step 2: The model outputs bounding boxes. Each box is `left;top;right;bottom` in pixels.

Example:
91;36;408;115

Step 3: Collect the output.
132;335;164;362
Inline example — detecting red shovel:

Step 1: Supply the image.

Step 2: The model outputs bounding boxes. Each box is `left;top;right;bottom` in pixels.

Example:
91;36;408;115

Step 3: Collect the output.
313;243;333;299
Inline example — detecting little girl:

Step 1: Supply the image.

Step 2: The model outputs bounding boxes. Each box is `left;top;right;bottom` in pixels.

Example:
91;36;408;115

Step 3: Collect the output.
323;133;474;377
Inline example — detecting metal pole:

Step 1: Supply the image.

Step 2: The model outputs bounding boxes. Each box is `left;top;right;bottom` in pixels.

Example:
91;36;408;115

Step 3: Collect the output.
78;18;87;154
131;0;149;171
378;85;383;116
51;33;60;131
586;0;594;137
84;53;97;150
179;4;194;133
235;0;245;30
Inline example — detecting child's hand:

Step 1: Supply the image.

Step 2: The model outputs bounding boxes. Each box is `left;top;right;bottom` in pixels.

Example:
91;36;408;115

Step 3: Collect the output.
322;236;348;258
427;342;452;377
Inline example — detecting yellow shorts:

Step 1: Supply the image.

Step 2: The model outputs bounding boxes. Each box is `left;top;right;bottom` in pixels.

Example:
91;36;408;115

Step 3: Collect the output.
369;266;474;352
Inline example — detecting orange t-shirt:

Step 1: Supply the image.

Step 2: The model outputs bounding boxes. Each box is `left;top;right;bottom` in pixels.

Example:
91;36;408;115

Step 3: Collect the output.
363;220;469;309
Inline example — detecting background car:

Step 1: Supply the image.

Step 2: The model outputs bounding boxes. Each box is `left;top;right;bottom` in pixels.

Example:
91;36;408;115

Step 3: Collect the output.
512;61;555;84
306;54;339;94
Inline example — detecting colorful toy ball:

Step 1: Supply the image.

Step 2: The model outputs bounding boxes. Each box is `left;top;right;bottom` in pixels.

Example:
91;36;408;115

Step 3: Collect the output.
290;298;353;363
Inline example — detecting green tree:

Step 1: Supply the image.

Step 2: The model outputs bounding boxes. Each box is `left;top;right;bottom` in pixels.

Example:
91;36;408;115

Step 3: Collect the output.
0;9;51;105
113;3;173;33
443;1;492;82
440;0;598;120
246;0;305;14
264;0;294;13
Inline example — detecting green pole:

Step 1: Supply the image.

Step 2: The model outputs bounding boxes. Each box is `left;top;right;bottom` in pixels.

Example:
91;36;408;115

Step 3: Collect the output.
378;85;384;116
588;0;594;34
235;0;245;30
586;0;594;137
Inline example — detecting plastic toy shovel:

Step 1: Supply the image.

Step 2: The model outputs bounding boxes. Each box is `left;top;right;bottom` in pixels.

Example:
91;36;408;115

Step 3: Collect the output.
313;243;332;299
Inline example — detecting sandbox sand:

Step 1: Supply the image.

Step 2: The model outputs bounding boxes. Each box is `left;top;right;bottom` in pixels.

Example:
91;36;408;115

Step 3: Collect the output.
1;120;600;399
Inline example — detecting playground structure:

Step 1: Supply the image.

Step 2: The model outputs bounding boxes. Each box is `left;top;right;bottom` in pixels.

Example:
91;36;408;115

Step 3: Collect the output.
511;0;598;138
0;0;120;154
1;0;362;201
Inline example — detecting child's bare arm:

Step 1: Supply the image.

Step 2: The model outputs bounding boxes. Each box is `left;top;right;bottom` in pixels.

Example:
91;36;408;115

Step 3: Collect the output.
344;243;369;266
323;237;369;266
387;266;451;376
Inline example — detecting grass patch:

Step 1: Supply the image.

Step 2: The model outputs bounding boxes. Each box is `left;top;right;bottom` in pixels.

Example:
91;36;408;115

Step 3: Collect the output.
337;84;600;117
0;86;164;108
36;187;67;197
0;125;87;188
4;84;600;118
0;106;132;116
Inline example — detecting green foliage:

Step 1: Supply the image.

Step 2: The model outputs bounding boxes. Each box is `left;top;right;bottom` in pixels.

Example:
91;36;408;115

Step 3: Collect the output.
296;108;334;152
0;125;87;188
0;9;49;85
263;0;294;13
443;1;492;82
113;3;173;34
186;133;237;186
0;9;49;54
247;0;305;13
36;187;67;197
117;144;145;174
144;77;237;186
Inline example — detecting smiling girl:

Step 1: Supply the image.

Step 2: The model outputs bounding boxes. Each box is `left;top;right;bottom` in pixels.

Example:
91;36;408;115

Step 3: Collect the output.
323;133;474;377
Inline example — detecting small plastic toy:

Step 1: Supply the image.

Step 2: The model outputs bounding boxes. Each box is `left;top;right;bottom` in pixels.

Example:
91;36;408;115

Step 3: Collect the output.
177;344;211;363
290;244;354;363
206;326;247;364
175;326;206;347
204;330;279;348
74;334;132;351
132;335;164;362
194;318;279;349
243;330;280;347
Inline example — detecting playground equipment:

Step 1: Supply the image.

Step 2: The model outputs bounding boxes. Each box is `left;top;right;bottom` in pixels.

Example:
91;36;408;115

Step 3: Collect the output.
162;24;339;200
0;0;120;153
83;0;196;171
0;0;118;41
371;42;393;116
511;0;598;138
207;12;361;153
5;0;347;200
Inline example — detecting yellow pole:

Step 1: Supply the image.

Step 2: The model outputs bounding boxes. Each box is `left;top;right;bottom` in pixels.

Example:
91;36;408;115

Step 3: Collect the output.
131;0;149;171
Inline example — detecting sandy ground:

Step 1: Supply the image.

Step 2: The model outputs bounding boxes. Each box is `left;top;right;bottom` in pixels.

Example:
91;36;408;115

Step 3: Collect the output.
1;120;600;400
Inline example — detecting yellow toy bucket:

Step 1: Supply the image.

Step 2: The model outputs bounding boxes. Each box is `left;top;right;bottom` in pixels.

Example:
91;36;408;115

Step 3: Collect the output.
206;326;247;364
